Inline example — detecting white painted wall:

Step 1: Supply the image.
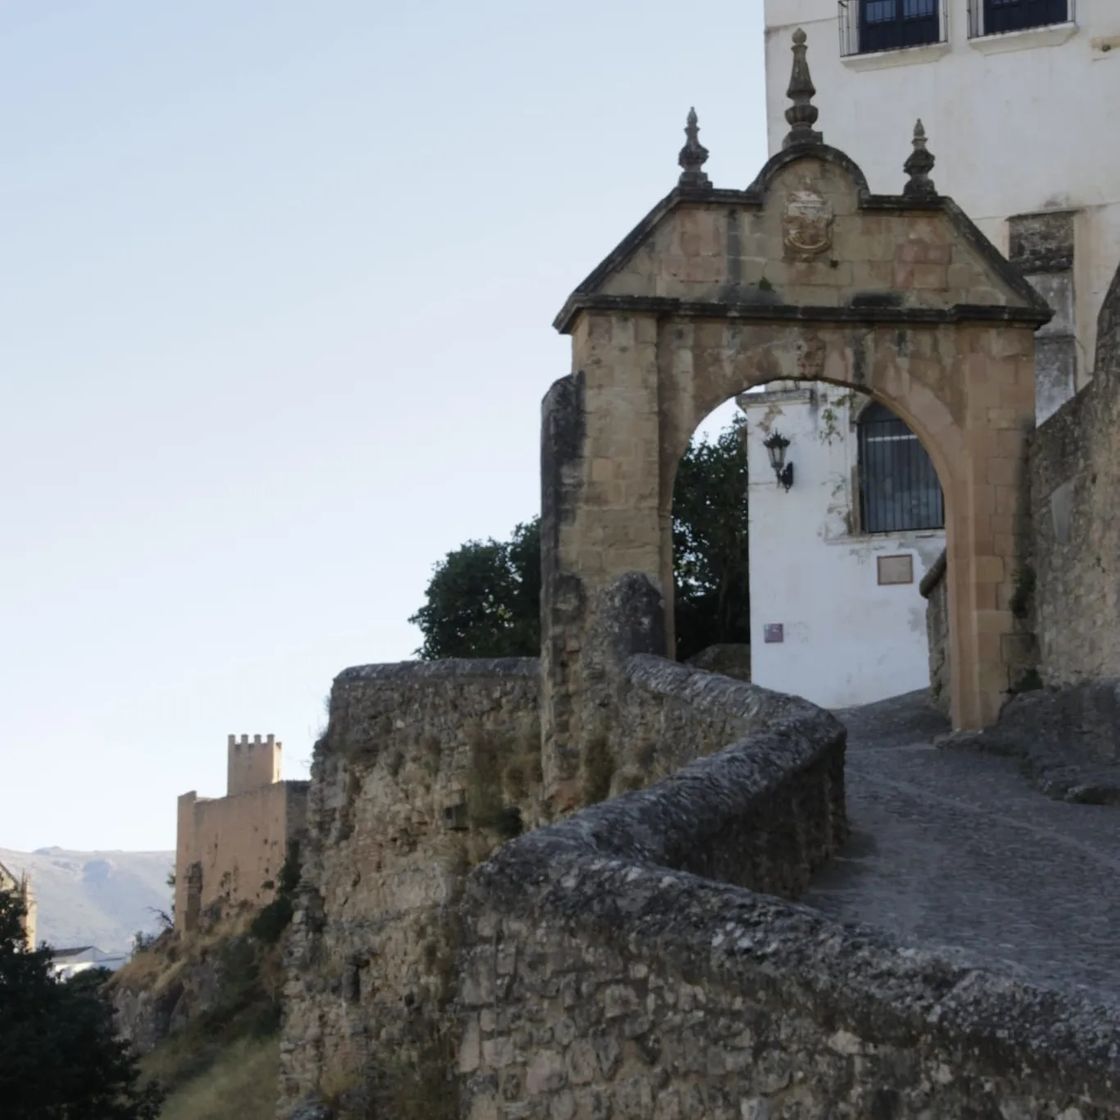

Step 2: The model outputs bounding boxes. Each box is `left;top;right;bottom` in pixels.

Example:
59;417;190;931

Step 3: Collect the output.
741;386;945;708
763;0;1120;386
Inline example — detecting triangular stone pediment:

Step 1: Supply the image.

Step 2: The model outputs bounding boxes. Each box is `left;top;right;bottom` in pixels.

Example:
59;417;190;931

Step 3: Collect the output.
555;146;1050;335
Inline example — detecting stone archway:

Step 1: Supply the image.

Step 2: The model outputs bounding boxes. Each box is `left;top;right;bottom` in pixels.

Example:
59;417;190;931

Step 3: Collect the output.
538;32;1050;811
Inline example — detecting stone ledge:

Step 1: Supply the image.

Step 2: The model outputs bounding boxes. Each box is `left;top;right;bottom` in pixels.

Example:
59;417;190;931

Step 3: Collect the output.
840;41;951;71
623;652;821;730
334;657;539;685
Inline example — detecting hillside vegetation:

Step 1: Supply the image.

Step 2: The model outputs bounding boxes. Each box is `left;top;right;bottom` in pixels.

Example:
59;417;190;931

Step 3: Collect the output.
111;894;295;1119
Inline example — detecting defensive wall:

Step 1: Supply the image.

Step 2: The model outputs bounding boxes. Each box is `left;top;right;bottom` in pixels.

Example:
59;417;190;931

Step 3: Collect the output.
279;607;1120;1118
175;734;308;932
279;659;541;1114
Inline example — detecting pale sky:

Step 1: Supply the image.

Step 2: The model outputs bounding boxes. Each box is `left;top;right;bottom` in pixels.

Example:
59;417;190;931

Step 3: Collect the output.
1;1;767;851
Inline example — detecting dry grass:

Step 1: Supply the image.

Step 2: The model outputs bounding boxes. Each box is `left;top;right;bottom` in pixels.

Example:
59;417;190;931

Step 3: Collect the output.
151;1034;278;1120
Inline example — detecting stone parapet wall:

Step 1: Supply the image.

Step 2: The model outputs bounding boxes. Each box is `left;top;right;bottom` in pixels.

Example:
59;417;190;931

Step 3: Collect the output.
175;779;308;933
278;658;540;1118
458;663;1119;1118
610;654;839;801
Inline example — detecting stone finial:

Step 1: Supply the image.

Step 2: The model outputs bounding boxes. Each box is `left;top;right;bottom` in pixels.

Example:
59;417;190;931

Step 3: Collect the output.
903;118;937;200
783;29;822;149
678;107;711;188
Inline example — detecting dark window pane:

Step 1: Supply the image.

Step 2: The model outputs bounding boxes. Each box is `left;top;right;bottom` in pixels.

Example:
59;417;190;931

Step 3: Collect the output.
859;0;941;53
858;403;945;534
983;0;1067;33
865;1;897;23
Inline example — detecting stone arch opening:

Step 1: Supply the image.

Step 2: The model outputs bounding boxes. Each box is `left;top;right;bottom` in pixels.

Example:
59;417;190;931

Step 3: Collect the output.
666;378;949;710
537;30;1050;808
666;401;751;665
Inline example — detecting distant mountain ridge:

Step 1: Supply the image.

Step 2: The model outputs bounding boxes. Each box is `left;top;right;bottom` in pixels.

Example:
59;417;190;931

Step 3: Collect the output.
0;846;174;955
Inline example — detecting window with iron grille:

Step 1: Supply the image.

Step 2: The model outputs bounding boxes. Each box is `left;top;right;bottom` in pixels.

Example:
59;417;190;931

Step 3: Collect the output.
857;403;944;533
969;0;1070;36
839;0;944;56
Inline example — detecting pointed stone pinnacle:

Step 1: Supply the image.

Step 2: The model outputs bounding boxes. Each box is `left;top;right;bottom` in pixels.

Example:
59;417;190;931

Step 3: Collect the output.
903;118;937;200
783;28;822;149
678;106;711;189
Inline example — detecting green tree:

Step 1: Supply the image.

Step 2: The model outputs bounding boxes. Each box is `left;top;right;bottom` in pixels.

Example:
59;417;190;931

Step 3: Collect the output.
671;416;750;660
0;888;163;1120
410;519;541;659
410;419;749;663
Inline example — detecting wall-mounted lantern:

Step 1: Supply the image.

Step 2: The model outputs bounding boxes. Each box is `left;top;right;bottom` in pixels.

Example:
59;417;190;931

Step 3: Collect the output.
763;431;795;491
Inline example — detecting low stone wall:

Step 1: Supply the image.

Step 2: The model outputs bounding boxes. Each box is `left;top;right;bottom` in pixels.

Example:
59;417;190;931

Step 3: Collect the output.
458;656;1119;1119
278;658;540;1119
608;654;840;804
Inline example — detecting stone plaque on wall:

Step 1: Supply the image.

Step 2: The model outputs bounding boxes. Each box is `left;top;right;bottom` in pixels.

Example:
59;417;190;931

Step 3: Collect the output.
783;188;833;260
877;555;914;586
763;623;785;644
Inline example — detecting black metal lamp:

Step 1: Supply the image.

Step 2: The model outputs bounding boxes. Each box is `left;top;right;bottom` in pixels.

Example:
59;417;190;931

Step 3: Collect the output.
763;431;794;491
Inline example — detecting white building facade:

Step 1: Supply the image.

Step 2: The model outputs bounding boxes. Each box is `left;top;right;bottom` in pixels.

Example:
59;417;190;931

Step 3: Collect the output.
764;0;1120;419
740;385;945;708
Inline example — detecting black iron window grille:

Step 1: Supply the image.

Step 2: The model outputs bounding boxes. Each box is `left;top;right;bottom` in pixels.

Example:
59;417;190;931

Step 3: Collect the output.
857;403;944;534
839;0;946;57
968;0;1071;37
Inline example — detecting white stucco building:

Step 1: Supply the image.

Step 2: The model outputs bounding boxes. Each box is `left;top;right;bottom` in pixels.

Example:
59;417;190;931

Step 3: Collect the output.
740;385;945;708
739;0;1117;708
765;0;1120;418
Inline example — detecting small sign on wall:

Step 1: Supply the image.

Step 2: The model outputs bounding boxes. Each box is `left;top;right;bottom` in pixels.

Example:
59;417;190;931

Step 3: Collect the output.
877;555;914;586
763;623;785;644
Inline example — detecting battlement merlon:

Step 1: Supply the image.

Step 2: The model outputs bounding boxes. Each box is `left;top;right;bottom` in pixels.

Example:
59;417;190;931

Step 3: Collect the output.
226;732;283;796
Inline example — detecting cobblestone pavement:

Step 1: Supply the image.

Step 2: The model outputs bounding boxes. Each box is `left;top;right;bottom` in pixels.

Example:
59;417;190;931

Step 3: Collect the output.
803;691;1120;1007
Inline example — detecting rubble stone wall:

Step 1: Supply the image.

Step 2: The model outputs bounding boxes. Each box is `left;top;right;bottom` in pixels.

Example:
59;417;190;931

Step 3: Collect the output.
278;658;541;1118
458;660;1120;1118
1032;262;1120;686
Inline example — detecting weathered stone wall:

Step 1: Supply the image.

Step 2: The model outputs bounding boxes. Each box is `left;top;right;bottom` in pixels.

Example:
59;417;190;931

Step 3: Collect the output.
920;550;950;716
458;661;1120;1118
278;659;540;1119
684;642;751;682
1032;261;1120;685
609;654;837;799
1009;209;1078;421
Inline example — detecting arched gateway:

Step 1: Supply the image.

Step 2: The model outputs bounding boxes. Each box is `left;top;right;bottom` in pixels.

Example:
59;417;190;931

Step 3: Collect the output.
539;32;1050;811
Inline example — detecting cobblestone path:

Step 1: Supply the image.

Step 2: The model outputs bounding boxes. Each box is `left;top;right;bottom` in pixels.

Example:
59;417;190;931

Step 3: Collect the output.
803;692;1120;1007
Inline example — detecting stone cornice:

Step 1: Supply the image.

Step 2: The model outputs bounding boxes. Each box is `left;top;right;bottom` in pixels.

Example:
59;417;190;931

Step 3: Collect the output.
555;293;1052;335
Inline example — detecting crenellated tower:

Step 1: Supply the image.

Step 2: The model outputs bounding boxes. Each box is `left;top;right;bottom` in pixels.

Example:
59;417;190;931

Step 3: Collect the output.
226;733;283;796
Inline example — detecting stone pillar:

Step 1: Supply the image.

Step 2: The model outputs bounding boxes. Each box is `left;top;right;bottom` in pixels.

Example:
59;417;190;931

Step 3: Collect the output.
539;310;666;814
1009;211;1077;422
946;325;1037;728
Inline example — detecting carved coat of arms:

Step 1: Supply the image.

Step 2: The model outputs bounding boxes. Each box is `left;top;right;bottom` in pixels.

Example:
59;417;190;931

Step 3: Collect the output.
783;188;833;260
